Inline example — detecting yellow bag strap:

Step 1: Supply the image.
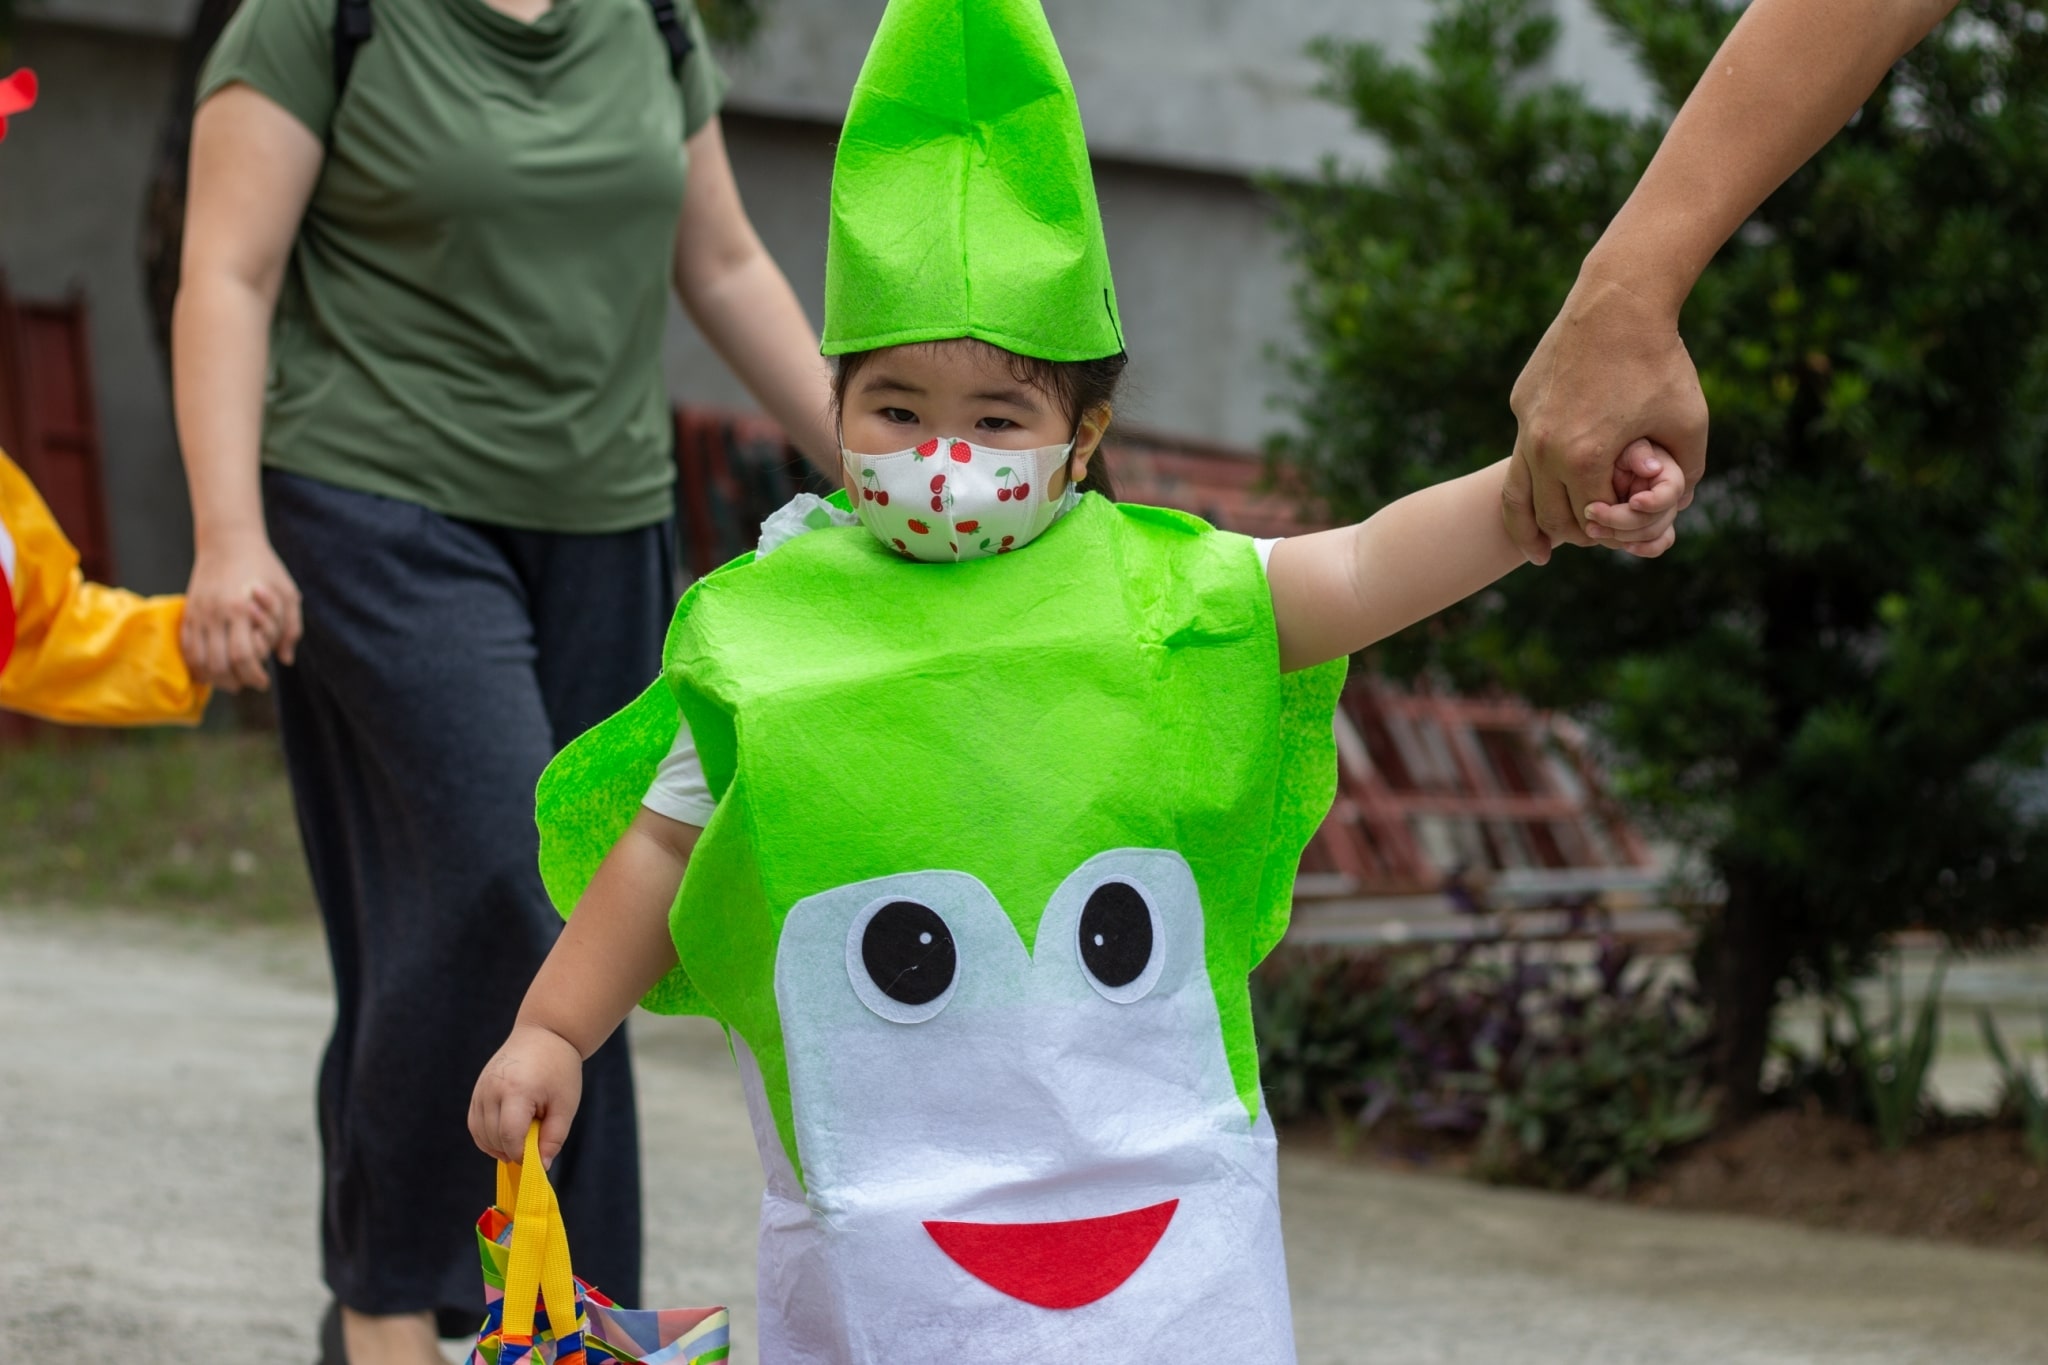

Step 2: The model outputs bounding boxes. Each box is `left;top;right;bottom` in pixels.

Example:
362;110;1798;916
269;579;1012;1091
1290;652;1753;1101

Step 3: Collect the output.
497;1156;518;1218
500;1122;580;1342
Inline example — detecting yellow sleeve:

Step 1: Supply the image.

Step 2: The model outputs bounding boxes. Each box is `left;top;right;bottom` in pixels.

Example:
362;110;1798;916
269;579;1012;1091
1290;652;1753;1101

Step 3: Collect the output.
0;451;211;727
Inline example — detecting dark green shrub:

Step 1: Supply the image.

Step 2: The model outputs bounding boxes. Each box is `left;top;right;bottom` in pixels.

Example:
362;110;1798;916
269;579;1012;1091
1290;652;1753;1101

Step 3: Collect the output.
1253;937;1711;1191
1277;0;2048;1116
1979;1006;2048;1165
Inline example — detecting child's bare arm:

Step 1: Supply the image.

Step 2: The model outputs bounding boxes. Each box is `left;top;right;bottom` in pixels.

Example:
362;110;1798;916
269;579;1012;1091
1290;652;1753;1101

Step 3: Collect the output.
1270;443;1683;672
470;809;699;1165
1268;459;1524;673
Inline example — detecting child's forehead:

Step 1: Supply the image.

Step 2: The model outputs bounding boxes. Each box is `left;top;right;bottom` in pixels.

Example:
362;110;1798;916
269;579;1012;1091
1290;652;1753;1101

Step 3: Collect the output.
854;340;1047;401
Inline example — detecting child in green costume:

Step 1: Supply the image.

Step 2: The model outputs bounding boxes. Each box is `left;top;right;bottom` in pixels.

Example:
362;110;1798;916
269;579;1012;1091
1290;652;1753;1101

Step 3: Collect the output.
471;1;1682;1360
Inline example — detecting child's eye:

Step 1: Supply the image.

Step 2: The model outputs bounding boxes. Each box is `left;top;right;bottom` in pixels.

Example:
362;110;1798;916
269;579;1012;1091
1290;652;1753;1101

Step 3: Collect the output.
881;407;918;425
976;417;1018;432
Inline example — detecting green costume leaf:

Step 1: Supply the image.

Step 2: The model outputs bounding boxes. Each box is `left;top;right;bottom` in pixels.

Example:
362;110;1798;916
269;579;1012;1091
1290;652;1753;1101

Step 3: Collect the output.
821;0;1124;361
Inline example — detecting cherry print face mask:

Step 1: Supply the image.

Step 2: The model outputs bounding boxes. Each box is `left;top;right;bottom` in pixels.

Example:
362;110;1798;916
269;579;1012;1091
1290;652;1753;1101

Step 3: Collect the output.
843;437;1082;564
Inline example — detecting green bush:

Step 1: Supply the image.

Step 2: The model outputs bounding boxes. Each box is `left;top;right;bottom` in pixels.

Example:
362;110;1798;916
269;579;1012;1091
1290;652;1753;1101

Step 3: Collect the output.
1979;1007;2048;1165
1277;0;2048;1113
1835;957;1949;1152
1253;938;1711;1192
1476;986;1713;1193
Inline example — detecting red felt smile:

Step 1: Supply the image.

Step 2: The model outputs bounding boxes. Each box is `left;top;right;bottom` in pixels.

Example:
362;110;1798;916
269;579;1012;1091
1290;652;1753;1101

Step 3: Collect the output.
923;1199;1178;1310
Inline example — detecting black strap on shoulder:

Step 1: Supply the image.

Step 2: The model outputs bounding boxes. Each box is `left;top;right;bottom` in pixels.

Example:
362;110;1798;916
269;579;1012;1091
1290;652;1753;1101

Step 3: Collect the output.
645;0;695;76
334;0;374;101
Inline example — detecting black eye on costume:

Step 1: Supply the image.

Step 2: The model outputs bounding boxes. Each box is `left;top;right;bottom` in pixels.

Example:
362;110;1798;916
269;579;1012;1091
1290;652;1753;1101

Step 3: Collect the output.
1078;880;1155;992
861;900;957;1006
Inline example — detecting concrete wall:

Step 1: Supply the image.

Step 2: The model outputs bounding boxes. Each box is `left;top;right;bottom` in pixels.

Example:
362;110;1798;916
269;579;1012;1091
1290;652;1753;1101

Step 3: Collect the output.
0;20;189;593
718;0;1651;177
666;115;1300;453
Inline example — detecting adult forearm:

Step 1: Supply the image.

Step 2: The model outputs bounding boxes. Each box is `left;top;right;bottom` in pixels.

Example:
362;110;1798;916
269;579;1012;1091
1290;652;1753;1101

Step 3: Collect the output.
682;251;839;475
173;273;276;549
1588;0;1957;317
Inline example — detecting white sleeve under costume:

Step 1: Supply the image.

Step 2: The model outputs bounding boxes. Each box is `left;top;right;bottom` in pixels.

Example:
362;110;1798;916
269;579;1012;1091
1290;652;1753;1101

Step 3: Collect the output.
641;530;1283;828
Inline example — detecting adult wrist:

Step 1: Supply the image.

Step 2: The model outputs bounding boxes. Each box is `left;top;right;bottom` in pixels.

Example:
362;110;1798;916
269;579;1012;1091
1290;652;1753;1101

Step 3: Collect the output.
1564;262;1687;336
192;512;272;557
1571;211;1707;325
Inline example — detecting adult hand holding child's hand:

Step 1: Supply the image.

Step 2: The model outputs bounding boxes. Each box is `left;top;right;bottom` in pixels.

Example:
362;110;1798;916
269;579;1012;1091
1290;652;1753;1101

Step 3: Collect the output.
1504;275;1707;564
470;1024;585;1167
181;531;302;691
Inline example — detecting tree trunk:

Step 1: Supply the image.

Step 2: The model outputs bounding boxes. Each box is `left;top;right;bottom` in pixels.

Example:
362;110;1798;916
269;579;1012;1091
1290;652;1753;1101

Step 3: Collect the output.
1698;868;1790;1122
140;0;246;371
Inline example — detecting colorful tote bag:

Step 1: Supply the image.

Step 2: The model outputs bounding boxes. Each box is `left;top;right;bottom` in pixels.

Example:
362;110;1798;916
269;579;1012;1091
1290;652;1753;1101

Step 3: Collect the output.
470;1124;730;1365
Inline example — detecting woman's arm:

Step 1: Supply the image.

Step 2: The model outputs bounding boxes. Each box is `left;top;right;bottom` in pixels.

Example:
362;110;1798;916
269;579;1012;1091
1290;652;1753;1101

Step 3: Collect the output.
673;118;839;476
1270;443;1680;672
470;810;699;1165
1506;0;1961;562
173;85;323;691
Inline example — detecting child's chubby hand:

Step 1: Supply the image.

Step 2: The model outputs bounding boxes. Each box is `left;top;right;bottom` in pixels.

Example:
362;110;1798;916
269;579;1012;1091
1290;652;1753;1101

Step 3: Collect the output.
470;1023;584;1167
1581;438;1686;559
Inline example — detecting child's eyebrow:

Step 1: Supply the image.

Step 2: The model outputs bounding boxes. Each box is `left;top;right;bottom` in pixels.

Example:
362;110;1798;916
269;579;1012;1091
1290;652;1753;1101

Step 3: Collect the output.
861;374;926;397
967;385;1044;409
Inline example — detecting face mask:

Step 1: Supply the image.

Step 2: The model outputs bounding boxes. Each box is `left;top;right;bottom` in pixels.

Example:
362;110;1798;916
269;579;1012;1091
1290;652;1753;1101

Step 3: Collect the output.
843;437;1082;563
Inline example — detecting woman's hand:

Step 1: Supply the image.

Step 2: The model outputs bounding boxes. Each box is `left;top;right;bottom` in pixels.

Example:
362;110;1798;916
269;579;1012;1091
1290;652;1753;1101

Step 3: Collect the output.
181;530;303;691
470;1024;585;1167
1505;276;1705;564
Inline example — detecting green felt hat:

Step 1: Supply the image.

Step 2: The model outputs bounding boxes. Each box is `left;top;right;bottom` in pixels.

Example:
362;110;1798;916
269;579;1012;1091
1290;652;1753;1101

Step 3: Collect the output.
821;0;1124;362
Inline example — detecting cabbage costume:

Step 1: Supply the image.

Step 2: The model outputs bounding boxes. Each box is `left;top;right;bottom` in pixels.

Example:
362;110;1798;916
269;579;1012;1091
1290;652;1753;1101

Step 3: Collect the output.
537;2;1345;1359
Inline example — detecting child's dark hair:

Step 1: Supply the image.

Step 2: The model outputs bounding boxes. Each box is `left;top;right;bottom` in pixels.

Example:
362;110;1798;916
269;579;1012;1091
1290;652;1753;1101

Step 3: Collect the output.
833;343;1130;499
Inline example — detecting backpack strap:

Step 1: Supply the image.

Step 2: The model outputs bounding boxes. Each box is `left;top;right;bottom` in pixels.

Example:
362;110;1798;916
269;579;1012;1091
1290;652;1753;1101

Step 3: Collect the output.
645;0;695;76
333;0;374;101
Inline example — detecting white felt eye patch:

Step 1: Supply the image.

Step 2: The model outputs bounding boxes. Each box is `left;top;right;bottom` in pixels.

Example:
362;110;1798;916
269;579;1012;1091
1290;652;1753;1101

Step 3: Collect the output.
1071;875;1165;1004
846;893;964;1025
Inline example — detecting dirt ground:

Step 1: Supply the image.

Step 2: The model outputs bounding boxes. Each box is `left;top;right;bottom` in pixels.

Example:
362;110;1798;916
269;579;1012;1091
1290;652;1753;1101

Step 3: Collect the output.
7;904;2048;1364
1639;1110;2048;1253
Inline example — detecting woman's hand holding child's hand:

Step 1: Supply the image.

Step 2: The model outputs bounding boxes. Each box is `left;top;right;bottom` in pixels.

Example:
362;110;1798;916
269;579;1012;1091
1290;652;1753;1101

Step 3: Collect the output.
470;1024;585;1167
1581;439;1685;559
181;533;304;691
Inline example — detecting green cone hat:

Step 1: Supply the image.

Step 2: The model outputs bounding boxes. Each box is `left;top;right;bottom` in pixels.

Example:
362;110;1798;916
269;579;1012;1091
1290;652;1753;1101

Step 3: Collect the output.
821;0;1124;361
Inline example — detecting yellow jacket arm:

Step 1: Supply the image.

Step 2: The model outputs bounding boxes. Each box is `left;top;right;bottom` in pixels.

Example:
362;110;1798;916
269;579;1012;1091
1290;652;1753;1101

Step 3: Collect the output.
0;452;210;727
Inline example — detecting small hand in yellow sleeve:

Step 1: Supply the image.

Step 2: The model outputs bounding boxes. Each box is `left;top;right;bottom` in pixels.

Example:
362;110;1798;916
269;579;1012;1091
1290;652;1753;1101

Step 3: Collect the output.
0;450;211;726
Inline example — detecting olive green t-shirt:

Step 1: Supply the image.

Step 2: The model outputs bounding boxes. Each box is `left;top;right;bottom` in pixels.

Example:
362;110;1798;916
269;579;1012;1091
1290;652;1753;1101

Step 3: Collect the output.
201;0;727;532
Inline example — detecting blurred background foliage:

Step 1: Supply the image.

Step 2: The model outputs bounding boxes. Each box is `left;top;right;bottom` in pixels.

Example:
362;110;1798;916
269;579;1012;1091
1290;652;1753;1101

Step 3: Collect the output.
1276;0;2048;1115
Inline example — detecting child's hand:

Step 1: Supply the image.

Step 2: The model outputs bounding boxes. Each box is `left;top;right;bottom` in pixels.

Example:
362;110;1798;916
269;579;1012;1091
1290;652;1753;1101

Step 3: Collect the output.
1582;438;1686;558
470;1024;584;1167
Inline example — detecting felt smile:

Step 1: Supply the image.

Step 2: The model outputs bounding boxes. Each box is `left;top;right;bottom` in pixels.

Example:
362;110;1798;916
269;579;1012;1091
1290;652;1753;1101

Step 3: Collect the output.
922;1199;1179;1309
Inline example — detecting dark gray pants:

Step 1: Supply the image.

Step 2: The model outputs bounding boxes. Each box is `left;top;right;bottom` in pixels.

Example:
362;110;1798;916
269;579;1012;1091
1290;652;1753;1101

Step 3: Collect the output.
265;470;670;1332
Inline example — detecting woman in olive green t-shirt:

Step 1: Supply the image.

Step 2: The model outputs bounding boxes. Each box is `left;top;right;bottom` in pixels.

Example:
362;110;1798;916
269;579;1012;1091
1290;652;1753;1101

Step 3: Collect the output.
171;1;834;1361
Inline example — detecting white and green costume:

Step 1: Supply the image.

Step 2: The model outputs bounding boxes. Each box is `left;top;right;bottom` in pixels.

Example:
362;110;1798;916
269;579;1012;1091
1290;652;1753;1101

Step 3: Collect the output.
536;2;1346;1359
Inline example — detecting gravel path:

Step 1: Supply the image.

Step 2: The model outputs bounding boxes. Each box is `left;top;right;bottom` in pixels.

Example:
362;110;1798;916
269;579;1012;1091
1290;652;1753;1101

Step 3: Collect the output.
3;906;2043;1364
